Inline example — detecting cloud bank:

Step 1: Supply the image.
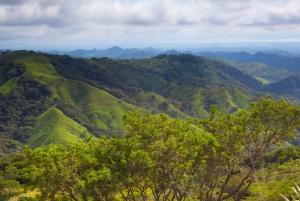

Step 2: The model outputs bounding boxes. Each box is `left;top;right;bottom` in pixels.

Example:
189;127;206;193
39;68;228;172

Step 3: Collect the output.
1;0;300;48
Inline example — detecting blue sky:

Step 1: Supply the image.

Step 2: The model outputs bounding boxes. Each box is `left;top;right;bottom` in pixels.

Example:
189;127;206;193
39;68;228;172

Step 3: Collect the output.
1;0;300;50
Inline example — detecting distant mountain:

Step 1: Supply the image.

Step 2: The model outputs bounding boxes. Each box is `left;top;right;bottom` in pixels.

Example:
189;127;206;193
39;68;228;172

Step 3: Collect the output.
164;49;181;55
196;51;253;61
197;51;300;74
259;49;294;57
44;46;163;59
184;50;195;55
215;58;295;83
43;47;299;76
261;75;300;100
118;48;162;59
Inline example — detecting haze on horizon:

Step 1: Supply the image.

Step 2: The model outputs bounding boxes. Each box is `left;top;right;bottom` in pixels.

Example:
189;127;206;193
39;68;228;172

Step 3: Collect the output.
1;0;300;51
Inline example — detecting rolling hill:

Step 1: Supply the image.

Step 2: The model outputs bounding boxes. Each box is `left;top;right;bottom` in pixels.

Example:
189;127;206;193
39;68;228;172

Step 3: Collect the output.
197;51;300;74
29;107;90;148
214;58;295;83
1;50;298;156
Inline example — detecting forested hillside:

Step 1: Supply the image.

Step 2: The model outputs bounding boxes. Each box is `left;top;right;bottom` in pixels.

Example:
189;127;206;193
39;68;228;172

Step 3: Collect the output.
1;50;300;153
198;51;300;74
2;97;300;200
2;50;300;200
215;58;295;83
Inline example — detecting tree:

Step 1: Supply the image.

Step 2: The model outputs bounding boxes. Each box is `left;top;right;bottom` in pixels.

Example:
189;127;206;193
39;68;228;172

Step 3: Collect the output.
25;96;300;201
0;153;29;200
122;111;218;200
25;138;117;201
197;95;300;200
0;177;22;199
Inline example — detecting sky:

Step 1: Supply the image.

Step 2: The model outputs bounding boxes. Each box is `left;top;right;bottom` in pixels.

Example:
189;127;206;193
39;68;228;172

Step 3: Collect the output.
1;0;300;50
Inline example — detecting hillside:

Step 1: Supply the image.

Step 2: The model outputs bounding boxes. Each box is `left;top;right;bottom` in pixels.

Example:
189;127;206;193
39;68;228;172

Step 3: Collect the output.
3;50;300;201
2;50;298;155
28;107;90;148
198;51;300;74
47;53;263;115
261;75;300;101
0;51;136;154
215;58;295;83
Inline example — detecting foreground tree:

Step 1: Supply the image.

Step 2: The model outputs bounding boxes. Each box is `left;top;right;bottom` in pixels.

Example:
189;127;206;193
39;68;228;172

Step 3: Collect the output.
25;96;300;200
25;138;120;201
198;96;300;200
121;111;218;200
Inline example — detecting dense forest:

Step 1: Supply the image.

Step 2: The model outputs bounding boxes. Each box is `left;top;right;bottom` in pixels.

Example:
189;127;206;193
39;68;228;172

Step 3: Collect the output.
2;97;300;200
2;50;300;200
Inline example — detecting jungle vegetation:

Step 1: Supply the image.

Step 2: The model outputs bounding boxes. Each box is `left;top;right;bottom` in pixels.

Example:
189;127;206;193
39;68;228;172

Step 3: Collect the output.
1;51;300;200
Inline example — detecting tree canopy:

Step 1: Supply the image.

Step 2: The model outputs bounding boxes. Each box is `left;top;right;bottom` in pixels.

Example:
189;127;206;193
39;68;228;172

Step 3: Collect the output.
22;96;300;200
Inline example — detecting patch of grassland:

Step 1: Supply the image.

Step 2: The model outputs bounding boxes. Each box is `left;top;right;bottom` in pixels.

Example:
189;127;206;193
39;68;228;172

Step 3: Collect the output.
52;78;135;133
127;90;190;118
1;51;57;74
183;88;253;118
255;77;271;84
29;107;91;148
0;77;18;94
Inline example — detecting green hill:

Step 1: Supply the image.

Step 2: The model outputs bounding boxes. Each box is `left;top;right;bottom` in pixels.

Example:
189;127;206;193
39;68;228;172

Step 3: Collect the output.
29;107;90;148
215;58;295;83
53;78;136;135
0;51;282;154
0;51;137;153
48;53;263;117
3;50;300;201
261;75;300;101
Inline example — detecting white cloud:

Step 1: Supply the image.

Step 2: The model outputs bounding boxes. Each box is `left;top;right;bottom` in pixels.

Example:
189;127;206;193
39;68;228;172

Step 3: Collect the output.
0;0;300;48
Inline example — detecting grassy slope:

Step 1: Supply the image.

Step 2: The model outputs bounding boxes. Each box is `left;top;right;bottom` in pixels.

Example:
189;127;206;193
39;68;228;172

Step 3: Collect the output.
0;51;59;76
73;58;193;119
29;107;90;148
92;56;258;118
181;88;253;118
0;51;138;146
48;53;258;120
0;51;262;148
0;77;18;94
255;77;271;84
125;90;190;119
53;78;135;132
0;50;61;94
148;81;253;118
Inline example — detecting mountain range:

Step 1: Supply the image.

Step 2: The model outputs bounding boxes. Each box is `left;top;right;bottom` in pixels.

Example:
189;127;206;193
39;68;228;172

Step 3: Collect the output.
1;50;300;157
42;46;298;58
43;46;300;75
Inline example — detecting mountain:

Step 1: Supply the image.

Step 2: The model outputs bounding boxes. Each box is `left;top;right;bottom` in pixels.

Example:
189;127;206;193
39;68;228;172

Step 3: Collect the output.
239;52;300;74
2;50;299;156
197;51;300;74
0;51;134;155
184;50;195;55
164;49;181;55
215;58;295;83
196;51;253;61
261;75;300;101
45;46;163;59
118;47;162;58
259;49;295;57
